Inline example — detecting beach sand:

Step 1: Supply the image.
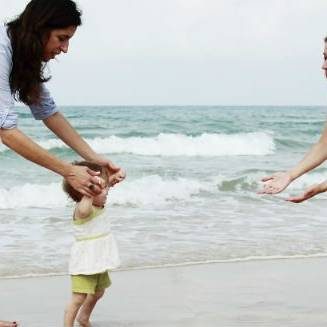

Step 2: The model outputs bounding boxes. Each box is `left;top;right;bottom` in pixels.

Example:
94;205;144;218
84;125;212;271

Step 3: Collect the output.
1;257;327;327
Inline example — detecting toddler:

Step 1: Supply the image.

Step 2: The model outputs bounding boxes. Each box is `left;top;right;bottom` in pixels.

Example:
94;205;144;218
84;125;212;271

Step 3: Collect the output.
63;161;124;327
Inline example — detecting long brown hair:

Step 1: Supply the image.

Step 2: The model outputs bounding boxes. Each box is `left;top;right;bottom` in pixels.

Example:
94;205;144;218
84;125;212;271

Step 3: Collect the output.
6;0;82;105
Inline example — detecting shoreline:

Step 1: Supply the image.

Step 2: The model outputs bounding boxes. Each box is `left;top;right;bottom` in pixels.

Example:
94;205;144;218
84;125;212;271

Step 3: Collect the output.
1;257;327;326
2;253;327;280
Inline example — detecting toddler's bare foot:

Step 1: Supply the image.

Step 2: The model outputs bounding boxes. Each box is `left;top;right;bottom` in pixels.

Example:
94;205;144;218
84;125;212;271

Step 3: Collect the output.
0;321;17;327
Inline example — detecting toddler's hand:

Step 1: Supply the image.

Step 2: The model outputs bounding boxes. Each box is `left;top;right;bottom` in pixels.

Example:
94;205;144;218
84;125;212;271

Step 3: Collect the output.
95;176;106;189
109;169;126;187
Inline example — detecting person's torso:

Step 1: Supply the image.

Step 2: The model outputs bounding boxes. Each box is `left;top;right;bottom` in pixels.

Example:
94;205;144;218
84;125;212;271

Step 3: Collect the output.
72;206;112;242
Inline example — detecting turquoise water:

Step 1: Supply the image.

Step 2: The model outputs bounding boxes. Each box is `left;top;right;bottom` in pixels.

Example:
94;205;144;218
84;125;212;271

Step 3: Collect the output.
1;106;327;278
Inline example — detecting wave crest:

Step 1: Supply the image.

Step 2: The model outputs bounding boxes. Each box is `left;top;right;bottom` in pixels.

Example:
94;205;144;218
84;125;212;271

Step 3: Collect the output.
0;176;212;209
0;132;275;156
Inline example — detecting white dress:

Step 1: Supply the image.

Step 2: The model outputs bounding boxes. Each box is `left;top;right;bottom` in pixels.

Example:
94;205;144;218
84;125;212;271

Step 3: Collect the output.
69;206;120;275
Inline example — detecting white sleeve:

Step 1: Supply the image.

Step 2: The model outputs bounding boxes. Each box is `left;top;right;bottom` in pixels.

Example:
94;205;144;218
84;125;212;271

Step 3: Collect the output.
29;84;59;120
0;26;16;129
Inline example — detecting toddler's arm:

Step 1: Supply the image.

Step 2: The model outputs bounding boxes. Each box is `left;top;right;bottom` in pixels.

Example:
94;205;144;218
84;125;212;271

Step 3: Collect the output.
74;196;93;219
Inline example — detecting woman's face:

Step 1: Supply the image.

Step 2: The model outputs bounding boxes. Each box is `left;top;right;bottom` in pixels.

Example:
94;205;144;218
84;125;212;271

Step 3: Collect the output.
43;25;77;62
322;42;327;78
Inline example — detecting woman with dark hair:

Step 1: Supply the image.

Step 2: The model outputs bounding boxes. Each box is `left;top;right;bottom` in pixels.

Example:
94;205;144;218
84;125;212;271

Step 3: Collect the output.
0;0;124;196
0;1;124;325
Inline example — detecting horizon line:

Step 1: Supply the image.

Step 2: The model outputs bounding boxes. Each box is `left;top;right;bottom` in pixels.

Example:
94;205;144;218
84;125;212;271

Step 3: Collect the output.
17;104;327;108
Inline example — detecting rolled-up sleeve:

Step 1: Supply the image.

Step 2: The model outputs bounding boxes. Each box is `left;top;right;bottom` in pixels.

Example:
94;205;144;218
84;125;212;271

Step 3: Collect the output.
1;110;17;129
29;84;59;120
0;28;17;129
1;24;58;127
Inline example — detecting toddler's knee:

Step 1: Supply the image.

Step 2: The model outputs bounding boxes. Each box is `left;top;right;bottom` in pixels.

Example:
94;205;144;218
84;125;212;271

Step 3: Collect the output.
95;290;105;300
73;293;87;306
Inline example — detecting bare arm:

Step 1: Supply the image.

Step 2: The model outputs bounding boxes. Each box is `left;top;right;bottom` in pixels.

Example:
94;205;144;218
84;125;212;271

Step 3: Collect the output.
1;127;70;175
43;112;124;177
260;124;327;194
75;196;93;219
0;127;100;196
43;112;97;161
287;125;327;180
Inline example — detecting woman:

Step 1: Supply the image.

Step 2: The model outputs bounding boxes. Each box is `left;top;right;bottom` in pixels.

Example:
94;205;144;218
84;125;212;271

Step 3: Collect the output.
0;1;124;325
261;37;327;202
0;0;125;198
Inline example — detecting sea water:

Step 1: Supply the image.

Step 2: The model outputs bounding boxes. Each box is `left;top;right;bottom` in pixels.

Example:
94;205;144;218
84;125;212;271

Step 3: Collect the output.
1;105;327;278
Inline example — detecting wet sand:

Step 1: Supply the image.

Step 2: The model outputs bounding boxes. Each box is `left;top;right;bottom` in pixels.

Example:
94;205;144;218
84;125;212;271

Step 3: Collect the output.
1;257;327;326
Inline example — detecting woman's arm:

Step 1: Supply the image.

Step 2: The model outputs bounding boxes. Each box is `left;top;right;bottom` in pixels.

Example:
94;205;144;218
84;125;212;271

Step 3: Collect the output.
288;124;327;179
0;127;100;196
260;124;327;194
43;112;121;172
43;112;97;162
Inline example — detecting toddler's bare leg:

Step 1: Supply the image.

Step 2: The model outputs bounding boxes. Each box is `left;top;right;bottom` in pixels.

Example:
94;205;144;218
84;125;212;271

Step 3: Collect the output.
64;293;87;327
77;290;105;327
0;321;17;327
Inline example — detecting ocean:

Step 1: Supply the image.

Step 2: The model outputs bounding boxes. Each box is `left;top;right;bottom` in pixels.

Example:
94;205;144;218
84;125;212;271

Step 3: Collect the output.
1;105;327;278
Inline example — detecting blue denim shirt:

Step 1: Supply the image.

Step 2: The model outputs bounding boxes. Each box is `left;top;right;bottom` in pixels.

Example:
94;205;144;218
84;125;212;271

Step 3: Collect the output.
0;23;58;129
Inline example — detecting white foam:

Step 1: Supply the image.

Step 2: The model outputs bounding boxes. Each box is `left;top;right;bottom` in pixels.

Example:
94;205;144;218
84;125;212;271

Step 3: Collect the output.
12;132;275;156
109;175;213;206
0;175;213;209
1;169;323;209
0;183;67;209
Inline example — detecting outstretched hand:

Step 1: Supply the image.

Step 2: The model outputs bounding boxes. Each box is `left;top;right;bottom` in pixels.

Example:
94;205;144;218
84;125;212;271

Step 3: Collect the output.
287;182;327;203
259;172;292;194
92;154;126;186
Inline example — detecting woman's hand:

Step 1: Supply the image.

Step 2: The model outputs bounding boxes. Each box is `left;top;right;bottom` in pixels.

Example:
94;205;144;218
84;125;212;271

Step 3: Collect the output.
65;165;102;197
92;154;120;172
286;182;327;203
92;154;126;185
259;172;292;194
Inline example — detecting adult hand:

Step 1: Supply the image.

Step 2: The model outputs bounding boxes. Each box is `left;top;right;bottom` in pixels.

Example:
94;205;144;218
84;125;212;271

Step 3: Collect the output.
287;182;327;203
65;165;102;197
92;154;126;185
259;172;292;194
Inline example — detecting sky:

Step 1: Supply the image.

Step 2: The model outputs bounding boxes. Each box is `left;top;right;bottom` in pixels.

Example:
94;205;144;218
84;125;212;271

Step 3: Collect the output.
1;0;327;106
